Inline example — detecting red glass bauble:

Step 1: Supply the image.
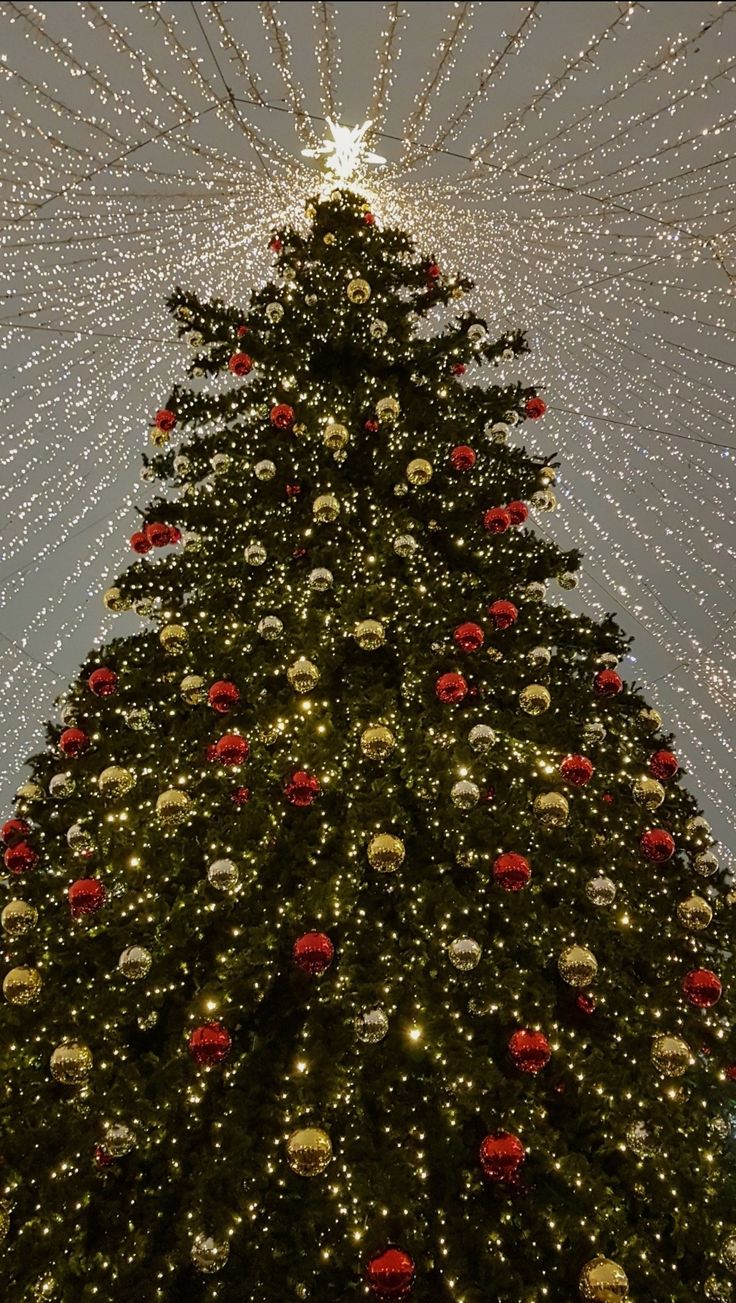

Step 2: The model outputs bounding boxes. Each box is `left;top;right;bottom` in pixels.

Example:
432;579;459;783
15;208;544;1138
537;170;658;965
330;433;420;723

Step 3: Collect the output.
188;1021;232;1065
493;852;531;892
450;445;476;471
4;841;38;875
524;397;546;419
649;750;678;781
1;818;30;846
285;771;320;807
168;525;182;544
366;1247;415;1298
292;932;334;976
88;667;118;697
559;754;594;786
214;733;249;766
483;507;511;534
237;324;249;338
454;622;484;653
435;673;468;704
270;403;295;430
207;681;240;714
682;969;722;1008
725;1065;736;1082
488;600;518;630
509;1028;551;1074
269;236;282;253
130;531;152;555
576;993;596;1015
228;352;252;377
231;786;251;806
451;363;467;376
285;483;302;498
640;828;675;862
479;1131;525;1182
94;1145;114;1168
155;408;176;432
363;212;375;225
59;727;89;757
426;261;441;281
506;500;528;526
145;522;172;548
68;878;106;917
593;669;623;697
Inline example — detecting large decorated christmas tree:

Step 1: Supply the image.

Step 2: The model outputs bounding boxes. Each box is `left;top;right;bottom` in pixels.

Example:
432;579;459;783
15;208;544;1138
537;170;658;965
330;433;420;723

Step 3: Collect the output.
0;187;733;1303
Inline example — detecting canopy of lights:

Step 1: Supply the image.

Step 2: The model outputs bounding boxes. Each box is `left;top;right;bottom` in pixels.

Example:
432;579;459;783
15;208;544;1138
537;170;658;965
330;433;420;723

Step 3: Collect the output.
0;1;734;856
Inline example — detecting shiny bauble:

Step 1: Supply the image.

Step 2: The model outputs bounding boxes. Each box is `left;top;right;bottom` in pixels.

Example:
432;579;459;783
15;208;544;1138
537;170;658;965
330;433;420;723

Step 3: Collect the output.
324;422;348;451
66;823;95;857
354;619;385;650
524;582;547;603
265;301;284;324
509;1028;551;1074
103;586;131;612
370;318;388;338
3;966;42;1005
125;707;149;731
103;1121;135;1157
366;1247;415;1298
493;851;531;891
313;493;340;523
631;777;665;811
59;727;89;757
677;894;712;931
506;500;528;526
49;772;75;799
368;833;405;873
50;1040;93;1084
4;841;38;875
191;1234;229;1275
406;458;432;486
207;858;239;890
704;1278;732;1302
694;849;719;877
188;1021;231;1065
347;277;371;303
560;755;594;786
450;445;476;472
361;725;395;760
479;1131;525;1182
284;770;320;807
435;672;467;703
468;723;495;752
355;1007;389;1043
519;684;551;715
15;780;43;803
722;1233;736;1272
254;459;276;481
649;749;678;780
530;489;555;511
214;733;249;765
244;542;267;566
558;945;598;986
533;792;569;828
1;818;29;846
447;937;482;970
1;899;38;938
376;396;399;421
593;669;623;697
155;789;191;826
557;571;578;590
450;780;480;809
285;1127;332;1177
98;766;135;800
454;621;484;652
586;875;617;907
685;815;711;841
483;506;511;533
257;614;283;641
207;680;239;713
640;828;675;862
467;323;486;344
287;658;319;693
309;567;333;591
651;1033;690;1076
118;946;152;980
578;1255;629;1301
582;721;606;746
180;674;206;705
528;645;551;668
159;624;187;654
487;599;517;630
487;421;509;444
626;1120;653;1157
292;932;334;975
393;533;418;558
682;968;722;1008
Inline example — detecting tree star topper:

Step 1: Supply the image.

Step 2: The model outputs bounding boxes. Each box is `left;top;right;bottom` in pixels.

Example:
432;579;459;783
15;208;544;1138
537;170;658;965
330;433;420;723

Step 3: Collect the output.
302;119;386;183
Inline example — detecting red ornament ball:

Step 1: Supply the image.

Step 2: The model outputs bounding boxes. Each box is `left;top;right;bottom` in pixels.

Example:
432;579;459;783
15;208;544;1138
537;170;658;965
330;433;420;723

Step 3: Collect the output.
231;786;251;807
228;352;253;377
683;969;722;1008
363;212;375;226
641;828;675;862
366;1247;415;1299
168;525;182;544
493;852;531;892
269;236;282;253
59;727;89;758
593;669;623;697
506;500;529;526
68;878;106;917
285;483;302;498
155;408;176;432
214;733;249;766
725;1065;736;1082
207;681;240;714
479;1131;525;1183
145;522;172;548
576;993;596;1015
4;841;38;875
509;1028;551;1074
524;397;547;419
237;324;249;338
488;600;518;630
292;932;334;976
426;261;441;281
450;444;476;471
451;363;467;376
649;749;678;781
88;667;118;698
285;771;320;807
559;754;594;786
270;403;295;430
454;622;484;653
2;818;30;846
483;507;511;534
130;530;152;555
94;1145;114;1168
188;1021;231;1066
435;672;468;704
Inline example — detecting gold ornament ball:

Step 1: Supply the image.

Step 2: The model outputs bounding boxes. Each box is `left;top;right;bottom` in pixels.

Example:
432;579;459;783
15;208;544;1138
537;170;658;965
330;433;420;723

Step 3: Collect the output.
579;1255;629;1301
528;645;551;668
534;792;569;828
694;850;719;877
118;946;152;980
287;658;319;693
346;277;371;304
450;780;480;809
156;789;191;827
1;899;38;938
159;624;188;655
191;1234;229;1275
180;674;206;705
722;1232;736;1272
104;1122;136;1157
406;458;433;486
134;596;155;617
677;894;713;931
519;684;551;715
368;833;405;873
324;422;349;451
586;876;617;907
0;1202;9;1243
631;776;665;811
3;966;42;1005
651;1033;691;1077
685;815;711;842
313;493;340;523
103;586;131;613
286;1127;333;1177
376;396;400;421
98;766;135;800
639;707;662;733
16;781;42;803
448;937;482;970
524;582;546;603
558;945;598;987
50;1040;93;1084
361;725;395;760
149;425;169;448
354;619;385;650
244;542;267;566
557;571;578;590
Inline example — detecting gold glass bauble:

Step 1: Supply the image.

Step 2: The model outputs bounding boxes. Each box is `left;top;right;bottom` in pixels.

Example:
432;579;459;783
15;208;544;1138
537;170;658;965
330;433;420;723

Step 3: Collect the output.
376;396;399;421
631;776;665;811
450;780;480;809
3;966;42;1005
323;422;349;451
533;792;569;828
50;1040;93;1084
244;542;267;566
103;586;131;612
285;1127;333;1177
557;571;578;590
159;624;188;654
360;725;395;760
287;658;319;693
313;493;340;523
155;789;191;826
149;425;169;448
406;458;433;486
354;1006;389;1043
191;1233;229;1274
651;1033;690;1077
558;945;598;987
579;1255;629;1301
519;684;551;715
677;894;713;931
104;1122;136;1157
447;937;482;970
638;707;662;733
368;833;405;873
354;619;385;650
346;277;371;304
98;766;135;799
694;850;719;877
180;674;206;705
684;815;711;842
16;782;42;802
118;946;152;980
1;899;38;938
722;1232;736;1272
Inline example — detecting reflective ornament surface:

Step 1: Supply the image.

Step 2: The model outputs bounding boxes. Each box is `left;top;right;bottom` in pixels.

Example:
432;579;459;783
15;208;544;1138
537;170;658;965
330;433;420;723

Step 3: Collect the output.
519;684;551;714
468;724;495;752
155;789;191;826
677;894;712;931
190;1234;229;1275
558;945;598;986
1;899;38;937
50;1040;93;1084
207;858;239;890
586;876;617;907
360;725;395;760
578;1255;629;1301
257;615;283;641
354;1007;389;1043
3;966;42;1005
450;780;480;809
651;1033;690;1076
533;792;569;828
285;1127;332;1177
407;457;433;485
118;946;152;980
368;833;405;873
448;937;482;970
631;777;665;811
287;658;319;693
354;619;385;649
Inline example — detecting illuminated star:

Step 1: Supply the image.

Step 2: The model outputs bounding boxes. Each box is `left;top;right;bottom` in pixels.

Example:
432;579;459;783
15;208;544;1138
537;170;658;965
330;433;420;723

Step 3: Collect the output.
302;119;386;183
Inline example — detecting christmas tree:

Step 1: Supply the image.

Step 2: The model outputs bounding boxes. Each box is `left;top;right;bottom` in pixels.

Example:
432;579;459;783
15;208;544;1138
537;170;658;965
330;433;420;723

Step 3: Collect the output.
1;187;733;1303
